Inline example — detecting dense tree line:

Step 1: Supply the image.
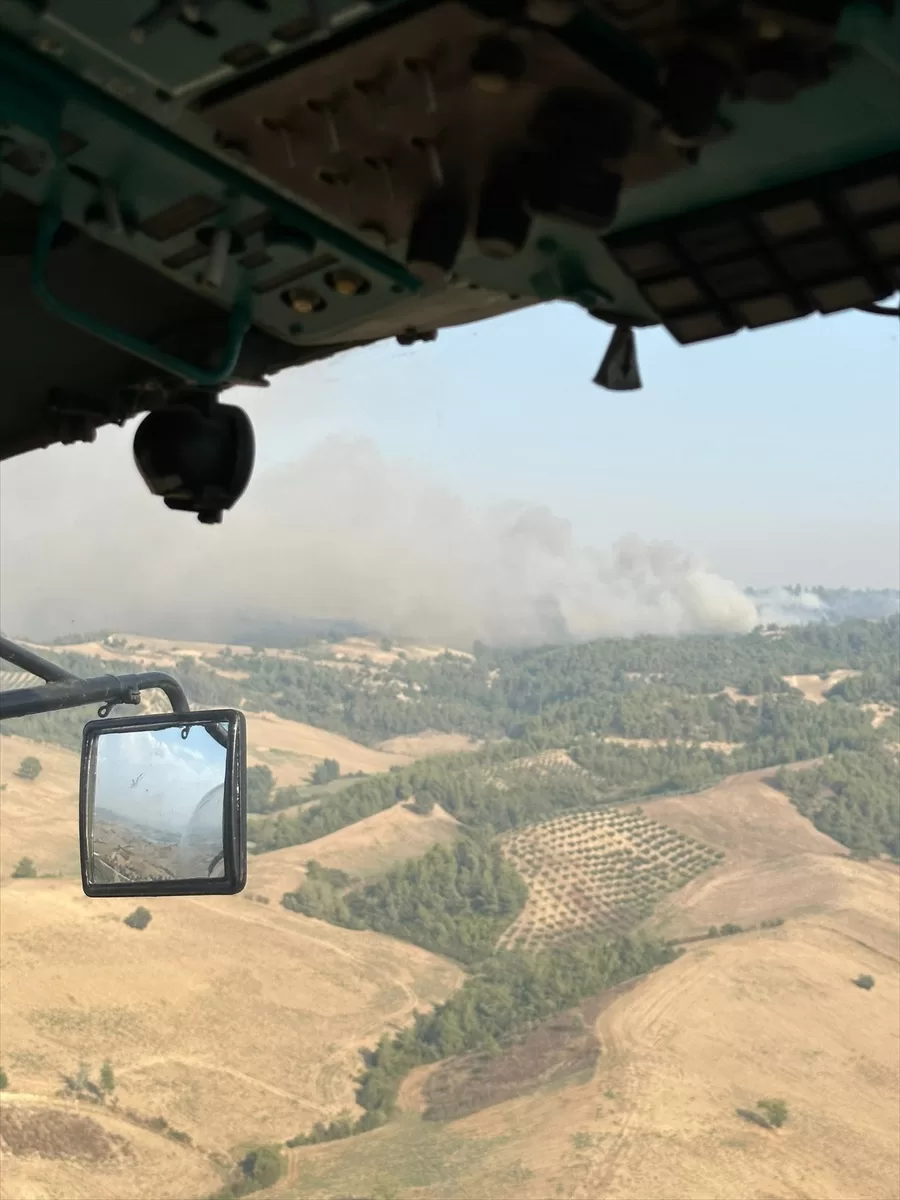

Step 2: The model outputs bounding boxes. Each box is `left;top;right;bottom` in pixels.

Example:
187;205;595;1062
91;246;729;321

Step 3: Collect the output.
773;749;900;858
209;615;898;745
246;765;275;813
250;693;878;853
283;836;527;964
285;933;677;1143
826;665;900;707
7;616;895;753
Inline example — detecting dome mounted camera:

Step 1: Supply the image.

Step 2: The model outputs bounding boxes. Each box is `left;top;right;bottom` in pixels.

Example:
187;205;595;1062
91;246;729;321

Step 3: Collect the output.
133;389;255;524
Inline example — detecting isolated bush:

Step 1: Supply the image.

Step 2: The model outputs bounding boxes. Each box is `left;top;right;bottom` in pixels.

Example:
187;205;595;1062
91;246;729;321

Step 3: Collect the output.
16;756;41;780
757;1098;789;1128
0;1066;8;1090
12;857;37;878
854;973;876;990
124;906;152;931
100;1061;115;1093
62;1061;102;1098
240;1145;283;1189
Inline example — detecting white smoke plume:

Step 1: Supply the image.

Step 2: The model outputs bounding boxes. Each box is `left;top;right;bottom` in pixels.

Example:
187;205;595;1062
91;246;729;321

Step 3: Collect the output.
748;585;898;626
0;430;760;646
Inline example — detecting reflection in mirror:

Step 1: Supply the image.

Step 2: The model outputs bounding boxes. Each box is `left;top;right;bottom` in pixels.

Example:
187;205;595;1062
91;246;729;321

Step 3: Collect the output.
88;722;228;886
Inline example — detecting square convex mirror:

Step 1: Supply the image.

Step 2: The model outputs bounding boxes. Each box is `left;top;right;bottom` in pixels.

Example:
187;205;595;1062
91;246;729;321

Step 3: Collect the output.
80;709;247;897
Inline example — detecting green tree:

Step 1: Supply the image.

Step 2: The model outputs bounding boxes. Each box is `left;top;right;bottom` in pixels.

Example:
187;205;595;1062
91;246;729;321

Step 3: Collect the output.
16;756;41;780
409;792;436;816
757;1098;789;1128
240;1145;283;1189
246;764;275;813
854;973;876;990
12;857;37;878
124;906;152;930
311;758;341;786
0;1066;8;1090
100;1061;115;1093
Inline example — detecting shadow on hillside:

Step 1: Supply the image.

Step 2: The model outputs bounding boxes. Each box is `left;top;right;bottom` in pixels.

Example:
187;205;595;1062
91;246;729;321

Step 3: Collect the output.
736;1107;772;1129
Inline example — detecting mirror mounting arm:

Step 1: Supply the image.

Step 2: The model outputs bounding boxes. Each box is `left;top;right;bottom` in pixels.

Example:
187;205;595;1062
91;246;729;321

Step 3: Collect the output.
0;636;190;721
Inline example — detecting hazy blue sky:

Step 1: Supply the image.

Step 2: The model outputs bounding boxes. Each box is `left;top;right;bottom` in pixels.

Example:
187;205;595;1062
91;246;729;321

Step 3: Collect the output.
241;299;900;589
1;298;897;642
94;724;225;830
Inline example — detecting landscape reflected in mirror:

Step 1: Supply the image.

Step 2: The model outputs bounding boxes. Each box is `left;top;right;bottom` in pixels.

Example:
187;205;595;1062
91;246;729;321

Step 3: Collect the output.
88;723;228;885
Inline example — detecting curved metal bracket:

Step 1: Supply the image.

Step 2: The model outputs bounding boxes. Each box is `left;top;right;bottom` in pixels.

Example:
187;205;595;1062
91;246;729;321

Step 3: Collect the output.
32;205;253;387
0;636;190;720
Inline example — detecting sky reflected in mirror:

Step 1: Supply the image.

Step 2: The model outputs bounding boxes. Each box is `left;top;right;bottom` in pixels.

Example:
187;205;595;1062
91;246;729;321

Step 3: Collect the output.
90;724;228;883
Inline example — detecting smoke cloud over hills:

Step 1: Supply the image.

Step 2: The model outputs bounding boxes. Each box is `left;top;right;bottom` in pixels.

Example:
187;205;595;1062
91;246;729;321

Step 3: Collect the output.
1;432;895;647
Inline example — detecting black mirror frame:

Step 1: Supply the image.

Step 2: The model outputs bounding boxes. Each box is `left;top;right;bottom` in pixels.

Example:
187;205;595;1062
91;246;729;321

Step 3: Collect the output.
79;708;247;898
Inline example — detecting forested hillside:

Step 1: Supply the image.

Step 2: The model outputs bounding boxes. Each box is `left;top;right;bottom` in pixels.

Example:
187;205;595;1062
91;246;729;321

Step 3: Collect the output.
5;618;896;863
284;838;528;964
2;614;897;1178
774;749;900;858
5;616;897;748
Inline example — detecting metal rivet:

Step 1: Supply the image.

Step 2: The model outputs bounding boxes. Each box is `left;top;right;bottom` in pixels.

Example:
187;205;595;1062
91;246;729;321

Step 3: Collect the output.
285;288;325;314
406;59;438;115
203;228;231;289
327;269;368;296
308;99;341;154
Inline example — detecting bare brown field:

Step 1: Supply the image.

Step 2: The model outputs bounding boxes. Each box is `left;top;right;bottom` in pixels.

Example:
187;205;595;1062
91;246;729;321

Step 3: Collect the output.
498;808;723;951
0;736;81;879
602;736;743;753
0;1094;220;1199
643;767;849;938
645;766;841;866
720;685;759;705
0;879;462;1165
27;632;472;679
276;875;900;1200
511;749;584;773
248;802;460;899
376;732;481;757
784;669;860;703
244;710;412;786
863;702;898;728
328;638;474;667
24;635;233;671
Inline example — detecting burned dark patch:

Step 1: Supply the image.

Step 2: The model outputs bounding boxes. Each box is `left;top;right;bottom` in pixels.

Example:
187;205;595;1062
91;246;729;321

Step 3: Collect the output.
422;1008;600;1122
0;1106;133;1163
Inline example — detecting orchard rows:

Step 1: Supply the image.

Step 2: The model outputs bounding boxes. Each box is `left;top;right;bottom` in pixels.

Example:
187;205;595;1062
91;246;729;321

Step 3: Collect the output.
498;806;723;951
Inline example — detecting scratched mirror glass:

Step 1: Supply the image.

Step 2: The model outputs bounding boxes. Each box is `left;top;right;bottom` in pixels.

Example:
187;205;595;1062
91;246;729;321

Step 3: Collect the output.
88;723;228;885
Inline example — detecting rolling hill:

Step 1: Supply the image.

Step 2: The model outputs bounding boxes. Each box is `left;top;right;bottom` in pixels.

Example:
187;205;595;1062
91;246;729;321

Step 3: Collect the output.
243;710;413;786
248;802;460;902
2;614;898;1200
0;735;82;880
0;725;463;1200
268;772;900;1200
